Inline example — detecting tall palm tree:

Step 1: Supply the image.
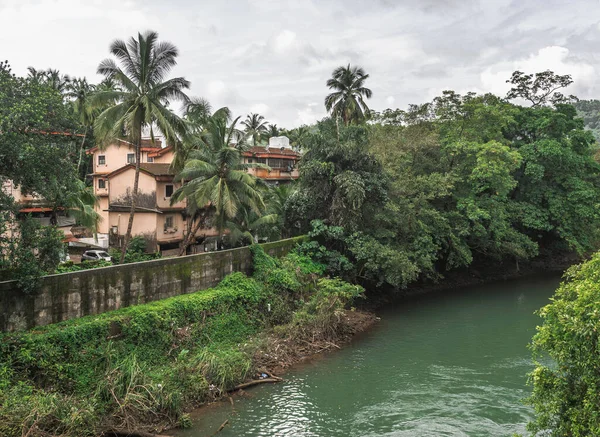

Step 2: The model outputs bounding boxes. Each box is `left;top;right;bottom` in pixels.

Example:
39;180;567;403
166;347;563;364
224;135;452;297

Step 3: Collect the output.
265;123;279;138
287;125;309;150
242;113;269;146
324;64;373;128
26;67;46;83
44;69;71;93
264;183;295;239
26;67;71;93
172;112;266;240
93;31;190;262
66;78;96;175
225;205;278;246
64;179;102;238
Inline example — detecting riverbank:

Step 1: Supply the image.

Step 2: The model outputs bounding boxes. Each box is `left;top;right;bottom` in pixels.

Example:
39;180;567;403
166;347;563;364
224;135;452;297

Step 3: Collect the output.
0;246;372;437
175;272;563;437
364;248;581;307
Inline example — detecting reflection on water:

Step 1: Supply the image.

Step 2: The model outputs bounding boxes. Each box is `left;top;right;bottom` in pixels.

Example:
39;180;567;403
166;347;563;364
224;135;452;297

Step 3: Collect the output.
175;274;560;437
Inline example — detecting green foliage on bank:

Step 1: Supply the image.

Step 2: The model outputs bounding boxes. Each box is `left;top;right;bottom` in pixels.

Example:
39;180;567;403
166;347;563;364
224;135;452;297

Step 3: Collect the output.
527;252;600;436
288;93;600;290
0;245;362;437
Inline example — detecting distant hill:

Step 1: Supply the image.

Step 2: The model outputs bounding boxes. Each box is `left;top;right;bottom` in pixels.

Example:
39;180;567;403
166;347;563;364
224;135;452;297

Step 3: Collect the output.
573;99;600;142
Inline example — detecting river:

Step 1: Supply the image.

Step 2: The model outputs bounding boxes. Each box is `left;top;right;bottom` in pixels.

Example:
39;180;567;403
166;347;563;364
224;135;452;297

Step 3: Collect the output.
176;273;560;437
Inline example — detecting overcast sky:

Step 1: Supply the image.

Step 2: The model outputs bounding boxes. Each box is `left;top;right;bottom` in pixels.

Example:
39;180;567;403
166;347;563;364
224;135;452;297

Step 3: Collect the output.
1;0;599;127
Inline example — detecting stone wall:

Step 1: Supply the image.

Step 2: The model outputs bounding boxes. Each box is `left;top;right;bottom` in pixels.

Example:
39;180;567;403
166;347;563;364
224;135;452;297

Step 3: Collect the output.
0;237;304;332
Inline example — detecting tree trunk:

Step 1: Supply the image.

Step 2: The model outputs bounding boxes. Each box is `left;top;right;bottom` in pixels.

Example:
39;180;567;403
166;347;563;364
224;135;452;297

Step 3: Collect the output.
76;128;87;177
178;215;204;256
120;142;141;263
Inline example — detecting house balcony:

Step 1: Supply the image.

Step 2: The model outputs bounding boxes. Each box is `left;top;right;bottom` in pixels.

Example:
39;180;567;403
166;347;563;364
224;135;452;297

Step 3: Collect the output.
248;168;299;180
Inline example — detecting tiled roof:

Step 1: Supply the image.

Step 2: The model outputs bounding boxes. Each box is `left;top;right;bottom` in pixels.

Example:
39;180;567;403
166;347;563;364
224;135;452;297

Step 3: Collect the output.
138;163;174;175
86;138;164;154
148;145;174;157
106;163;175;179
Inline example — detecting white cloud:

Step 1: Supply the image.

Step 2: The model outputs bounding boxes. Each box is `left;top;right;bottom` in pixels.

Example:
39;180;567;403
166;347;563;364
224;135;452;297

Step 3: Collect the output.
1;0;600;127
250;103;270;115
206;80;227;97
296;104;325;126
271;30;297;54
481;46;597;98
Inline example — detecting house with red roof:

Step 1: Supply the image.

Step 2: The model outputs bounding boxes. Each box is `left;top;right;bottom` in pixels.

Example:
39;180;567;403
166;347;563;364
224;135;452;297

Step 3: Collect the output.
85;136;300;255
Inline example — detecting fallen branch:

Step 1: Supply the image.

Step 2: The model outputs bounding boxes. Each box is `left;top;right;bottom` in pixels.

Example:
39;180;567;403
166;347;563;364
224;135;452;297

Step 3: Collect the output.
211;420;229;436
231;377;283;391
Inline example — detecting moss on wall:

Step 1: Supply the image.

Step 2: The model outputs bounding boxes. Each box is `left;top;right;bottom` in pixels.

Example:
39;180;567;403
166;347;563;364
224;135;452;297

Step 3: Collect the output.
0;237;304;332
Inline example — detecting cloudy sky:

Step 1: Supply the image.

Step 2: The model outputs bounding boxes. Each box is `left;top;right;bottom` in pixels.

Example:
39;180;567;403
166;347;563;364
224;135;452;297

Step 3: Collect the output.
1;0;599;127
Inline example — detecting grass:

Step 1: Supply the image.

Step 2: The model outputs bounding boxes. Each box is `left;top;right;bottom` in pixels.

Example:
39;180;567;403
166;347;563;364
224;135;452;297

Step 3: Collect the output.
0;245;363;437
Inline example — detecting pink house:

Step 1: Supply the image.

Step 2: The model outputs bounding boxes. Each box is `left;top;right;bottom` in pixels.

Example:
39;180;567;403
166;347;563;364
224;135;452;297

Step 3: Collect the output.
86;136;301;255
87;139;219;255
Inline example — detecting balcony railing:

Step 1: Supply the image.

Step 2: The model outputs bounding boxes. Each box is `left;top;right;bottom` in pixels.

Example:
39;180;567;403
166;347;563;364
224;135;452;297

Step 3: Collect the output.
248;168;299;180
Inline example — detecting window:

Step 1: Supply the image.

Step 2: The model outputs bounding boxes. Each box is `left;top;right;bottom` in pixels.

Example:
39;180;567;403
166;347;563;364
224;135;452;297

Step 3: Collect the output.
165;184;174;198
165;216;174;229
98;179;106;189
127;153;135;164
268;158;283;168
255;158;266;164
147;156;154;163
98;155;106;165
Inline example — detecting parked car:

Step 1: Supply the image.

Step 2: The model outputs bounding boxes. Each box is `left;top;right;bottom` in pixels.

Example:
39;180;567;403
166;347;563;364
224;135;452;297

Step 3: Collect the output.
81;250;112;262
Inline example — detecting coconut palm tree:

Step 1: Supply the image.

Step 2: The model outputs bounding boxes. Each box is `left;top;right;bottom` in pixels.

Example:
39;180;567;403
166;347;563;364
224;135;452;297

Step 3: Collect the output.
172;111;266;240
242;113;269;146
287;125;309;150
64;179;102;238
26;67;71;93
44;69;71;93
66;78;96;175
324;64;373;128
93;31;190;262
265;123;280;138
225;205;278;246
26;67;46;83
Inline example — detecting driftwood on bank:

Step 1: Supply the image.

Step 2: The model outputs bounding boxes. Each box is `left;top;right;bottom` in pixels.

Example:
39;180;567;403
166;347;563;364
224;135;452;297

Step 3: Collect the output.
231;376;283;391
211;420;229;436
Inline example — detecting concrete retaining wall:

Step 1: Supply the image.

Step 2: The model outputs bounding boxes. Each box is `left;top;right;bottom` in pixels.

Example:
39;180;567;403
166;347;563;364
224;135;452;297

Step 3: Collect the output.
0;237;304;332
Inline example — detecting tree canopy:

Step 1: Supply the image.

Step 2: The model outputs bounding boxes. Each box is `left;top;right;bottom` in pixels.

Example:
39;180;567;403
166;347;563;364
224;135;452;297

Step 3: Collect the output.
528;254;600;436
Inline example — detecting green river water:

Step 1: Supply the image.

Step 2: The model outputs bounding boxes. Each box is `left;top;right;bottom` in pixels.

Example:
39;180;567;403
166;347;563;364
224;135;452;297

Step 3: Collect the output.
176;273;560;437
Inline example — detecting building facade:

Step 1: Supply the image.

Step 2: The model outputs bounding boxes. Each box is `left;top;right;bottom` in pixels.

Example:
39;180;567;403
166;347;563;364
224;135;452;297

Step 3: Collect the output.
86;136;300;254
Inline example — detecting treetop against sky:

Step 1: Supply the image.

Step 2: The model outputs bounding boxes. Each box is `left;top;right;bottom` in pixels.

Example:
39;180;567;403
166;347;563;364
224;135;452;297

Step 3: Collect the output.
1;0;598;127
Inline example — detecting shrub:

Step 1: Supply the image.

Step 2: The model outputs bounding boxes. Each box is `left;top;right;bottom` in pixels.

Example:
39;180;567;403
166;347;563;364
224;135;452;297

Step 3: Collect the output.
527;252;600;436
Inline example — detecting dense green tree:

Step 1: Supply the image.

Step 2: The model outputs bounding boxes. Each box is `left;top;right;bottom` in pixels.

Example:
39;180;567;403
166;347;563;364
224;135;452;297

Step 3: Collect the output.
295;119;387;232
506;70;575;107
527;253;600;436
573;99;600;142
93;31;190;262
296;71;600;290
324;64;372;127
505;103;600;254
0;61;100;287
